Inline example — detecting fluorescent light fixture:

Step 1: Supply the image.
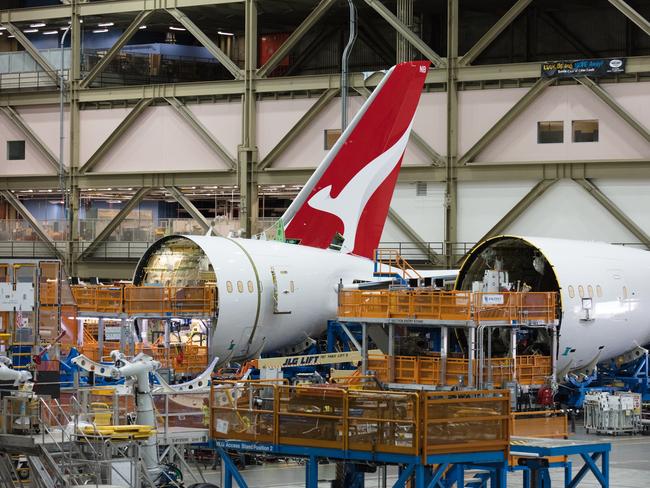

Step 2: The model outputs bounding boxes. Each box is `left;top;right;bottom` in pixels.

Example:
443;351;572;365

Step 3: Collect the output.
8;35;15;38
23;29;39;33
43;30;58;35
98;22;114;27
30;23;46;28
139;25;147;29
0;27;6;31
92;28;109;33
218;30;234;36
169;26;186;31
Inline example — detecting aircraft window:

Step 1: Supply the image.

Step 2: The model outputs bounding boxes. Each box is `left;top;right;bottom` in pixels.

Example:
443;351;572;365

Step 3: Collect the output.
226;281;233;293
247;280;254;293
596;285;603;297
290;280;295;293
568;286;575;298
578;285;584;298
623;286;628;299
587;285;594;298
237;281;244;293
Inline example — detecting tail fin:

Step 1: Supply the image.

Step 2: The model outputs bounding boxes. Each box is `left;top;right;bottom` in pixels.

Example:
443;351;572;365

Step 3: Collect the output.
282;61;430;259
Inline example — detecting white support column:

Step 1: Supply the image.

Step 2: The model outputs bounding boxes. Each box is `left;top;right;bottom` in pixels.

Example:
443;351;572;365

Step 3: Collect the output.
440;326;448;385
468;326;475;388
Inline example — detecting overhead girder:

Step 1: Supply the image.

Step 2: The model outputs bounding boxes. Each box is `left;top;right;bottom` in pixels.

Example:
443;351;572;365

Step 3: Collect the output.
363;0;446;67
577;76;650;144
164;186;212;233
0;106;65;175
80;11;153;89
1;23;60;86
574;178;650;250
459;0;532;67
79;187;152;260
166;8;243;80
0;190;64;260
540;12;597;59
458;77;554;166
257;0;337;79
164;97;237;170
81;97;154;174
608;0;650;37
3;56;650;107
0;0;244;22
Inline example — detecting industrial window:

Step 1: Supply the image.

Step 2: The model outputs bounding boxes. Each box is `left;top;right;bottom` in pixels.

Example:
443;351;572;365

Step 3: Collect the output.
596;285;603;297
537;121;564;144
237;280;244;293
226;281;233;293
568;285;575;298
572;120;599;142
416;182;427;197
7;140;25;160
587;285;594;298
578;285;584;298
324;129;341;150
247;280;254;293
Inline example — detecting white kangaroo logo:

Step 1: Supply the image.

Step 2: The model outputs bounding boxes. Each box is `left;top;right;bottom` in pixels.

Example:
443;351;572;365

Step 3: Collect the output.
307;123;413;253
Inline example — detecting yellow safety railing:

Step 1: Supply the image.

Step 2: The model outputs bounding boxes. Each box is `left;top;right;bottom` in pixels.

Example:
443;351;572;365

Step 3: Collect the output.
374;249;422;281
210;382;510;458
338;289;558;324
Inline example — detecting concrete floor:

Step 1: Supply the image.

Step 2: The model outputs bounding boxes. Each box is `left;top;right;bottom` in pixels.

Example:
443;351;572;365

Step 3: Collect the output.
188;426;650;487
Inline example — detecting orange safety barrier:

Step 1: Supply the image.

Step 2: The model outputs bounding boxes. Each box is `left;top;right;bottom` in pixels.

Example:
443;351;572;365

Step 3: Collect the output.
368;354;551;387
473;292;557;324
71;284;217;316
423;390;511;456
124;285;215;315
211;382;510;458
338;289;557;324
72;285;124;314
338;289;473;321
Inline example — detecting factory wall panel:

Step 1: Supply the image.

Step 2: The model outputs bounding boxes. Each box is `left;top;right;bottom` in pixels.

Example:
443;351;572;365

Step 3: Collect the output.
81;105;235;173
459;88;528;155
592;179;650;237
467;83;650;163
506;180;639;243
19;105;70;166
381;182;446;243
0;109;58;175
267;92;445;169
457;180;537;243
257;97;320;162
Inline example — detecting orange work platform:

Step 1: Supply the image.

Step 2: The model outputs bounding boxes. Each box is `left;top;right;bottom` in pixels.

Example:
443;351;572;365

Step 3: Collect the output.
338;289;558;324
71;284;217;316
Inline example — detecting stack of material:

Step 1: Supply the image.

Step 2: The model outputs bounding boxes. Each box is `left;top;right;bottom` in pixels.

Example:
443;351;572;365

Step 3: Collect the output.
584;391;641;435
